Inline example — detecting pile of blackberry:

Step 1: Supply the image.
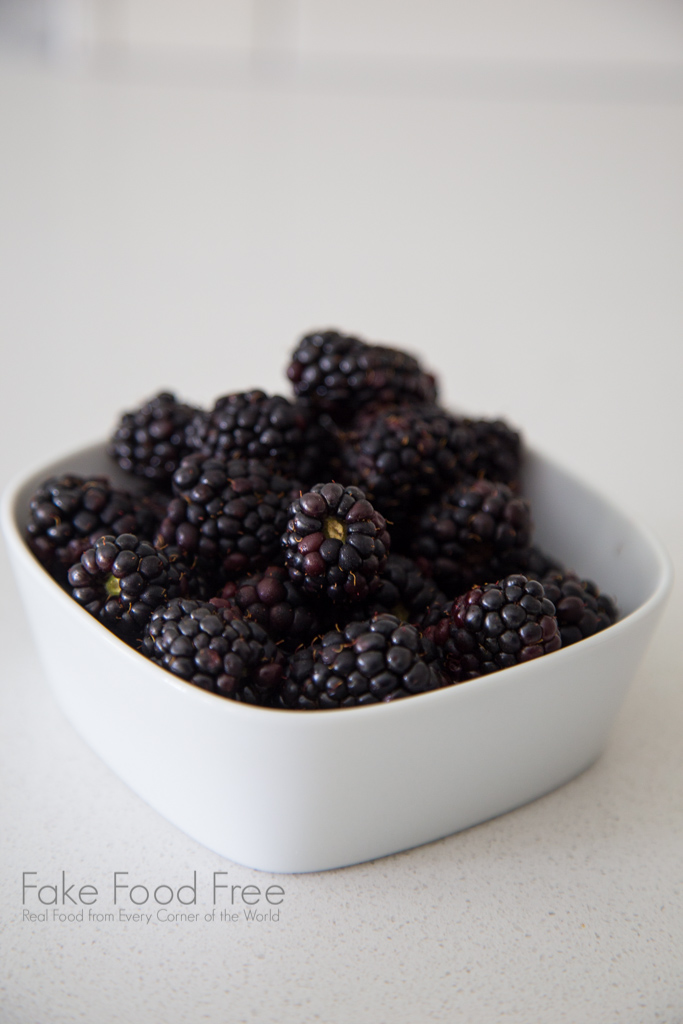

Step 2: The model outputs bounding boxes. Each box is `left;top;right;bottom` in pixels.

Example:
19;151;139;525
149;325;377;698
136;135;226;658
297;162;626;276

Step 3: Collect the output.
25;327;619;710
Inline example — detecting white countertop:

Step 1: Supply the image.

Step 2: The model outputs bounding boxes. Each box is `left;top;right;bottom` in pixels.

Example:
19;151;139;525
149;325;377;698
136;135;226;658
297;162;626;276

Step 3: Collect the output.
1;52;682;1024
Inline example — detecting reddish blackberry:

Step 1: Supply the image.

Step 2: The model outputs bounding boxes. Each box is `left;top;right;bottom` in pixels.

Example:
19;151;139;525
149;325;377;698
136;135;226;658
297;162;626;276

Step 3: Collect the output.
278;613;448;710
215;565;320;646
67;533;184;637
282;482;390;603
142;598;285;704
157;456;299;578
108;392;196;485
412;479;532;595
26;474;154;574
427;574;561;682
538;571;618;646
287;329;438;421
185;390;332;480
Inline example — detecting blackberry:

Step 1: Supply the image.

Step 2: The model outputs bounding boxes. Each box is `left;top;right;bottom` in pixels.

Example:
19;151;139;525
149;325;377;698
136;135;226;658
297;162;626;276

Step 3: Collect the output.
108;392;196;485
449;417;522;486
157;456;299;578
341;405;461;523
278;613;448;710
67;533;184;637
159;544;218;602
287;329;438;421
538;571;618;646
412;479;532;595
26;474;154;573
526;546;565;580
142;598;285;704
282;482;390;603
427;574;561;682
294;407;343;487
185;390;331;480
364;554;447;626
216;565;320;646
342;405;522;526
136;489;175;525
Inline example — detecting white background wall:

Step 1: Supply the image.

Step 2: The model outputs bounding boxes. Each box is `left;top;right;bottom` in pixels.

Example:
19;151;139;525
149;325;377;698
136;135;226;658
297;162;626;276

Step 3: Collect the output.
2;0;683;65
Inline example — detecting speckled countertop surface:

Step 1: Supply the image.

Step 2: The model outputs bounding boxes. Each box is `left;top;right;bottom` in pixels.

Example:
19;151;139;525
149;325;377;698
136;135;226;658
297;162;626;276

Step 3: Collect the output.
1;53;681;1024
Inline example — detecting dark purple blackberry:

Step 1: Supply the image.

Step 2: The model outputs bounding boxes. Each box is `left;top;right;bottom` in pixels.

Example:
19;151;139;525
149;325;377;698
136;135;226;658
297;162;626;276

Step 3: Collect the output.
412;479;532;596
157;456;299;579
294;406;343;487
526;546;565;580
185;390;331;481
278;613;448;710
449;417;522;487
282;482;390;603
216;565;320;646
26;474;155;573
142;598;285;704
159;545;218;602
135;489;175;525
342;406;457;519
108;392;196;485
426;574;561;682
342;405;522;526
364;554;447;626
67;533;184;637
287;329;438;422
341;405;462;523
538;571;618;646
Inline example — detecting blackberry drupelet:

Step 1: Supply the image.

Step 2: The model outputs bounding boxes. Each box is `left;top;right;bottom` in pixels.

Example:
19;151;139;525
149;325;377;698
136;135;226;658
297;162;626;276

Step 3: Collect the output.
427;574;561;682
185;390;332;481
157;456;299;578
67;533;184;637
108;392;197;485
278;612;448;710
216;565;320;646
538;571;618;646
287;329;438;421
282;482;390;603
142;598;285;704
26;474;154;573
412;479;532;595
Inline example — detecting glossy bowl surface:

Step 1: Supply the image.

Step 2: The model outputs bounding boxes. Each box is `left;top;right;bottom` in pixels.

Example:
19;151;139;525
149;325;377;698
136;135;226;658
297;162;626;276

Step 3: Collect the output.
1;443;672;873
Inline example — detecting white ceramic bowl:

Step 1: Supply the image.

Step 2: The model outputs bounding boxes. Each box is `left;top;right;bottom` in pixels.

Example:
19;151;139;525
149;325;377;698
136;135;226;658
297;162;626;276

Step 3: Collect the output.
2;443;672;873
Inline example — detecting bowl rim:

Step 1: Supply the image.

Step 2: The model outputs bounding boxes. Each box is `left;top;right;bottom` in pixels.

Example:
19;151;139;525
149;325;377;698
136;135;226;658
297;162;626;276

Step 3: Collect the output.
1;439;674;724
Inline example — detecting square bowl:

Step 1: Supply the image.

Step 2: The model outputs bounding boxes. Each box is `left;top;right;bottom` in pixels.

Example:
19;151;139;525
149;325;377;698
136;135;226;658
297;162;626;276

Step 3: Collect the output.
2;442;672;873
